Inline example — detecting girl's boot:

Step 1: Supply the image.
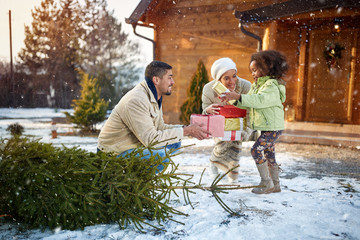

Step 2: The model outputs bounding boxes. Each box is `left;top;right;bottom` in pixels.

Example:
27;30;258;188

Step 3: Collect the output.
252;162;274;194
269;164;281;192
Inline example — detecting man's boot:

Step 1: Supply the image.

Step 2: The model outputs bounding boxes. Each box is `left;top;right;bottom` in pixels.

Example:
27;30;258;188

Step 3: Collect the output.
269;164;281;192
252;162;274;194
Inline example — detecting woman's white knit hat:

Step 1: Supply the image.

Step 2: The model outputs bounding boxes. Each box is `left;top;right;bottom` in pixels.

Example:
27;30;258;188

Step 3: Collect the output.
210;57;237;81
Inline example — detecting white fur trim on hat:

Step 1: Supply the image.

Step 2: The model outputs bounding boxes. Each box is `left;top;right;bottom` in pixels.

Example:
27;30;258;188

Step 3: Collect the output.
210;58;237;81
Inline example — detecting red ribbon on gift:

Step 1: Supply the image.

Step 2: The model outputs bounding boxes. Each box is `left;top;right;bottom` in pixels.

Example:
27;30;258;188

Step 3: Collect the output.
206;115;210;137
222;130;241;141
231;130;236;140
196;114;210;137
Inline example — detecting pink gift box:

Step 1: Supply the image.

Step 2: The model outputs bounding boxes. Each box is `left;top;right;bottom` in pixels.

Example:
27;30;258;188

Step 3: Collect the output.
222;130;242;141
190;114;225;137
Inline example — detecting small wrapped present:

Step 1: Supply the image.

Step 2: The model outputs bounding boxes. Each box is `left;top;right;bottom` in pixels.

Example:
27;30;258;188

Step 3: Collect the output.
222;130;242;141
219;105;246;118
211;81;236;105
224;118;243;131
190;114;225;137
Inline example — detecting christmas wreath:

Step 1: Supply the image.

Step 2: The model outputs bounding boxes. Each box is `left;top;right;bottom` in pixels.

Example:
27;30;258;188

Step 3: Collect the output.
323;42;345;70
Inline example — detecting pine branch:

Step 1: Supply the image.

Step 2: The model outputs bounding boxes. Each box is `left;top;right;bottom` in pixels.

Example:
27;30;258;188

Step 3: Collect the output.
0;136;253;232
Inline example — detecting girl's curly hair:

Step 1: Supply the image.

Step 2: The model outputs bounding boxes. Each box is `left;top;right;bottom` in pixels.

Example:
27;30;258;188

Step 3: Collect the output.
250;50;289;80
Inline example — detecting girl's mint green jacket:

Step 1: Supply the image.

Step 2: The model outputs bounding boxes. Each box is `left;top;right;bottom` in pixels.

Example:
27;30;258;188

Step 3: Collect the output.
234;76;286;131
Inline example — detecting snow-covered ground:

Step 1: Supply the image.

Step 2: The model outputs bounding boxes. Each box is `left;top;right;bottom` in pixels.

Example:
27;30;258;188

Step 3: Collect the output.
0;108;359;240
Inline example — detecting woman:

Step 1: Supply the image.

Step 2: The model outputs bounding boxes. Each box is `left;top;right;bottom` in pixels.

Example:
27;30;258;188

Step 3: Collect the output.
201;57;251;183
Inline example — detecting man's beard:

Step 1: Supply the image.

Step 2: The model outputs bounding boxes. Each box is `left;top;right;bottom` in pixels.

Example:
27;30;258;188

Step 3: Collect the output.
165;87;172;95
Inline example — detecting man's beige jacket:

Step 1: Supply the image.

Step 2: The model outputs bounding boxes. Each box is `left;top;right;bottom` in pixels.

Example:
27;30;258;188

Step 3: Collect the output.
98;80;183;154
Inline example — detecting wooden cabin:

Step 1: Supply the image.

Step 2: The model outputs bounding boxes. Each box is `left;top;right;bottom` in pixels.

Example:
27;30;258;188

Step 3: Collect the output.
126;0;360;129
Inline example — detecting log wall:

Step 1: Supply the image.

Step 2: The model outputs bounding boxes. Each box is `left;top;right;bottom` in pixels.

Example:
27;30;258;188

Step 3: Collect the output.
140;0;360;125
150;0;279;123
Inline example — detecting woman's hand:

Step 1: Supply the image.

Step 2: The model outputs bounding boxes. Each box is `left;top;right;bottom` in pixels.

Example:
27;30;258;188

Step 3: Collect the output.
205;103;221;115
220;92;240;103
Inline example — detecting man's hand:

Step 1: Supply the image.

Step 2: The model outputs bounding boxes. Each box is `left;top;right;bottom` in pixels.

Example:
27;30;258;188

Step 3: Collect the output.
183;123;210;140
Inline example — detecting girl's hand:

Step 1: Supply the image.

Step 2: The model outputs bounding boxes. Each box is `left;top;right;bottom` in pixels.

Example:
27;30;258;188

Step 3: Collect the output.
220;92;240;102
205;103;221;115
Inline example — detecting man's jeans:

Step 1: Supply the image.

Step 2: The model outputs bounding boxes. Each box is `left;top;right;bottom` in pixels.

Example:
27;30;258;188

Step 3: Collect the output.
118;142;181;172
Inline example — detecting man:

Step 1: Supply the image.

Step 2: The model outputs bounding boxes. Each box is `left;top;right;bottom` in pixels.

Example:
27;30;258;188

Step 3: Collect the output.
98;60;209;170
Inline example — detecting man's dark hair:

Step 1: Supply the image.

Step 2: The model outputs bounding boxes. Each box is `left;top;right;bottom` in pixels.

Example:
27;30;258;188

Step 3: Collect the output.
145;61;172;80
250;50;289;79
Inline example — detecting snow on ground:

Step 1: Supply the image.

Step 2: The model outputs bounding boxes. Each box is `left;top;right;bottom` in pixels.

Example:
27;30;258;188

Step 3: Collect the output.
0;108;359;240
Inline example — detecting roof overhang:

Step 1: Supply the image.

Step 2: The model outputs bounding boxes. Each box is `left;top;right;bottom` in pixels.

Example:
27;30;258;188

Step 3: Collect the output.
234;0;360;24
125;0;153;26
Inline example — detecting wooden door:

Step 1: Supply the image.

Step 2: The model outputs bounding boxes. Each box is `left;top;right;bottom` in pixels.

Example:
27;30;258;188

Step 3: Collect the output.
305;28;354;123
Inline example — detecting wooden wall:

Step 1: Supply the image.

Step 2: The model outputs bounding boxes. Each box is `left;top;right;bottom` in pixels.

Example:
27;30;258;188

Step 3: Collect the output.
353;30;360;124
148;0;281;123
270;18;360;124
264;21;300;121
141;0;360;125
285;15;359;124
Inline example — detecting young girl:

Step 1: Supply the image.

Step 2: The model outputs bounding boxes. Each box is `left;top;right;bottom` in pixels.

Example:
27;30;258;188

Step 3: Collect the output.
222;50;289;194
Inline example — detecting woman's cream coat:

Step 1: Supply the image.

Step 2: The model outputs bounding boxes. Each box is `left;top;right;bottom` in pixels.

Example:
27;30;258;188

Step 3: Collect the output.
201;76;251;114
98;80;183;154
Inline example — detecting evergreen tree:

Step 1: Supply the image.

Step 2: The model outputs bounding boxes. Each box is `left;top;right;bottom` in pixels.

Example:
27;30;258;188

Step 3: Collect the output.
81;0;141;107
17;0;141;108
6;123;24;136
65;72;108;133
115;62;143;103
0;136;247;231
18;0;83;108
0;59;29;107
0;61;12;107
180;60;209;124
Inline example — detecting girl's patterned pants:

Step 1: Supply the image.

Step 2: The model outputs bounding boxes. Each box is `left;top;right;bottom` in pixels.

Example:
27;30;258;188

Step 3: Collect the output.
250;131;283;165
